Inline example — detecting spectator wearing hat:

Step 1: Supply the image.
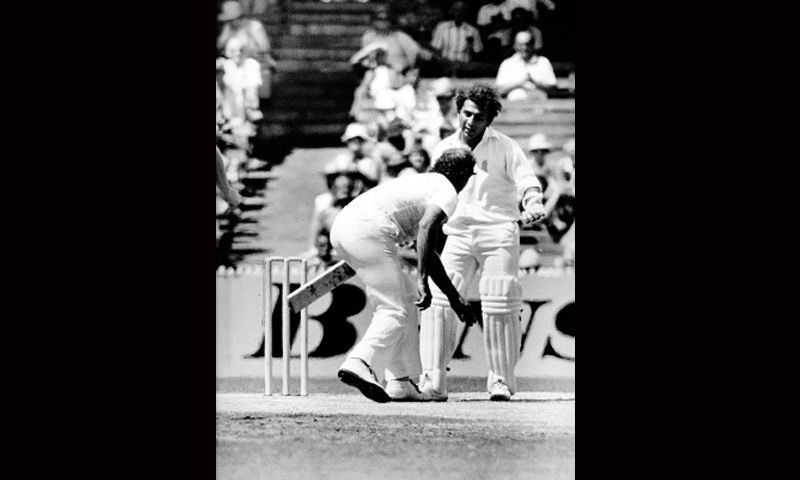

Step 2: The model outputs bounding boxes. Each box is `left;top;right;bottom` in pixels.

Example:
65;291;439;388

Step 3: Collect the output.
326;123;383;192
217;0;276;100
526;133;562;217
430;1;484;76
495;30;556;101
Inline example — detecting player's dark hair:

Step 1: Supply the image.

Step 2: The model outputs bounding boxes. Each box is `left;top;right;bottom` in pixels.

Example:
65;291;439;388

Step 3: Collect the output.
430;148;475;188
455;84;503;124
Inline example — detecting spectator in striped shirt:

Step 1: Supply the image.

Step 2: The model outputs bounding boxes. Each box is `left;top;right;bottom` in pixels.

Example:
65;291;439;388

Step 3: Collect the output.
430;1;483;73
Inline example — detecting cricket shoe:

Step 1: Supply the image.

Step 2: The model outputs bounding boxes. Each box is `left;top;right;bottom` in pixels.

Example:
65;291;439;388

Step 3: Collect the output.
418;382;449;402
386;378;431;402
489;381;511;401
337;358;391;403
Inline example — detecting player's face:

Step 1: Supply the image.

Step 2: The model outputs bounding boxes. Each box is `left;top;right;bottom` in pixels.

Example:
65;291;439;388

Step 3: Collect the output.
459;100;490;145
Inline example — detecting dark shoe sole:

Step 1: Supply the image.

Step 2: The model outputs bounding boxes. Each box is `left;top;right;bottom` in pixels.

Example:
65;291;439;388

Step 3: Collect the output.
490;394;511;401
338;369;391;403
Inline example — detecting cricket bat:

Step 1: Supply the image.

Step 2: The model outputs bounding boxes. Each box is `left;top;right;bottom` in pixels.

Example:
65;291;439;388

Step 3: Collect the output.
287;260;357;313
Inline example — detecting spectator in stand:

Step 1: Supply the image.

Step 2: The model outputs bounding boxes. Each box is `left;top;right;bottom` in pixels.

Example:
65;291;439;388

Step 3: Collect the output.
477;1;544;64
395;0;445;45
372;119;407;183
360;5;433;74
495;30;557;101
477;0;512;63
308;171;360;256
350;42;395;125
526;133;562;217
430;1;484;75
430;77;459;139
504;7;543;57
506;0;556;22
217;0;276;100
305;229;341;276
559;138;575;196
407;146;432;174
326;123;383;192
217;37;263;126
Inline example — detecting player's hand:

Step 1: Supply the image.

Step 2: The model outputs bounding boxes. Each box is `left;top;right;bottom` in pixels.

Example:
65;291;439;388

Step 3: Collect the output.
519;203;547;227
415;276;432;310
449;294;478;326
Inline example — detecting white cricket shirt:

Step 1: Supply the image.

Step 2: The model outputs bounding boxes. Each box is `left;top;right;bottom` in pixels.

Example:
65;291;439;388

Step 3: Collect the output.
345;172;459;243
432;127;540;228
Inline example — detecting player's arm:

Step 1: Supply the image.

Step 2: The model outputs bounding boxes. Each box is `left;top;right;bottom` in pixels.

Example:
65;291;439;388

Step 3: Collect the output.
216;146;242;208
507;146;546;225
415;204;476;324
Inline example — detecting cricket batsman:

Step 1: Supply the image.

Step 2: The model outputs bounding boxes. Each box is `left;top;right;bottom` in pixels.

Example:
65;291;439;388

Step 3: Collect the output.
331;148;479;403
419;84;547;401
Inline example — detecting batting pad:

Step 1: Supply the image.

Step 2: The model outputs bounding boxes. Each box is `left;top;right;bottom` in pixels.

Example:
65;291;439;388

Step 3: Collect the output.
419;272;464;393
479;276;523;394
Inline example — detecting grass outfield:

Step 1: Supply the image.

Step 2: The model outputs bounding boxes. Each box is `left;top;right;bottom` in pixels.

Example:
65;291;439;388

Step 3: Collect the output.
217;377;575;480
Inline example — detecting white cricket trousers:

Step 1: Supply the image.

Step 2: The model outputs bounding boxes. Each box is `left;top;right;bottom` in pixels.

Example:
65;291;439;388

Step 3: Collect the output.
329;208;421;382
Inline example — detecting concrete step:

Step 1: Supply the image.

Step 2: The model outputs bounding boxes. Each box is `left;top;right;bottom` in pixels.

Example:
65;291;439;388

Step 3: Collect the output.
287;23;369;36
273;82;357;97
494;111;575;124
272;71;356;85
287;2;385;14
499;123;575;138
266;96;352;110
259;110;352;123
289;13;373;25
276;35;363;50
275;59;352;72
273;47;356;62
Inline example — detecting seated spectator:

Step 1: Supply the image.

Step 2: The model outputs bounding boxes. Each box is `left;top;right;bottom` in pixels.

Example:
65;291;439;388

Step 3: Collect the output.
506;0;556;22
308;172;359;254
526;133;562;216
478;1;544;64
406;146;431;174
395;0;445;45
430;1;484;75
477;0;511;62
393;67;422;125
430;78;459;139
349;42;396;124
305;228;341;274
360;5;433;73
217;0;276;100
372;119;407;183
503;7;543;58
217;37;263;124
326;123;383;191
559;138;575;196
495;30;557;101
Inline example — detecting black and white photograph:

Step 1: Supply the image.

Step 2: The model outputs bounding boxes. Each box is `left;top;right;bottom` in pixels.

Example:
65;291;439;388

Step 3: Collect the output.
215;0;575;478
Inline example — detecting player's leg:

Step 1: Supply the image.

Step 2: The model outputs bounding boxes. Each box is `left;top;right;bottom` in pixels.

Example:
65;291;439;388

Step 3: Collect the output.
419;230;478;399
384;295;428;401
476;223;523;400
331;215;413;403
